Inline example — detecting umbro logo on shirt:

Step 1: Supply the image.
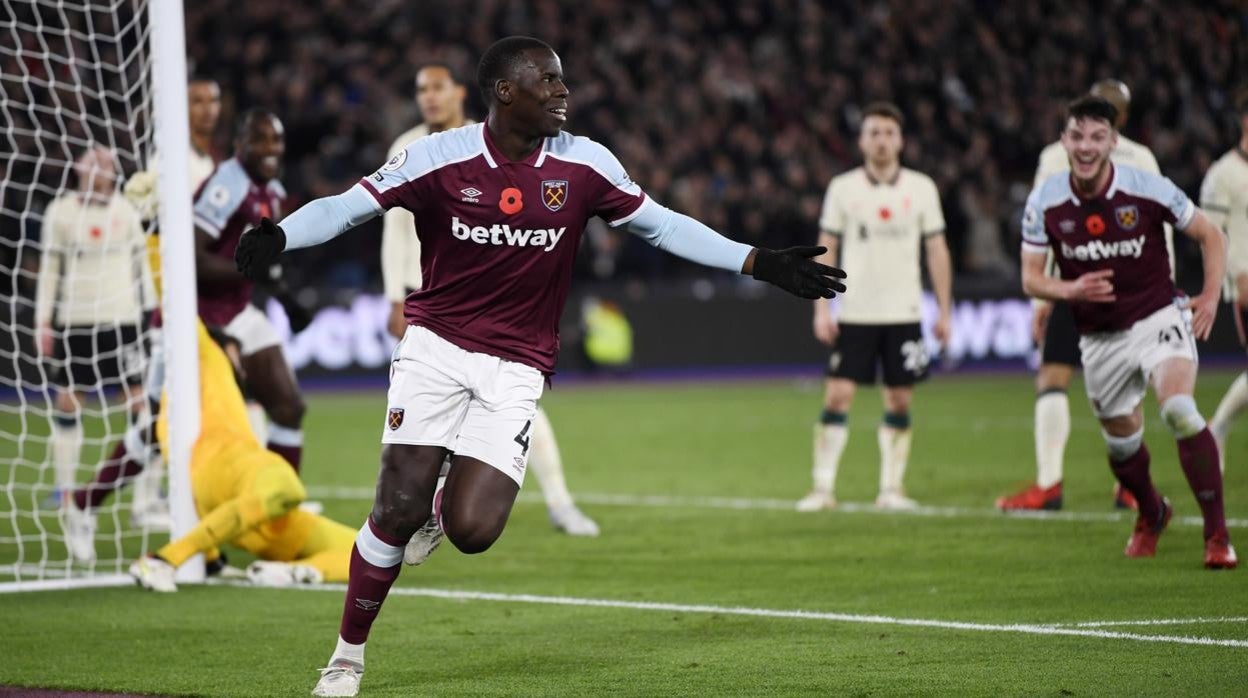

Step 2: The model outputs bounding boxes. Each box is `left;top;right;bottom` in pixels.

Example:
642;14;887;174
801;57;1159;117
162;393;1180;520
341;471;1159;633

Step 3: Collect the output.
461;187;482;203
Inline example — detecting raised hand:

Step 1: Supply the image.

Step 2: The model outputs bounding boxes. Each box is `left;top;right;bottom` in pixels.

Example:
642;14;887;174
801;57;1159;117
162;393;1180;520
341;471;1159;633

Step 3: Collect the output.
751;246;847;300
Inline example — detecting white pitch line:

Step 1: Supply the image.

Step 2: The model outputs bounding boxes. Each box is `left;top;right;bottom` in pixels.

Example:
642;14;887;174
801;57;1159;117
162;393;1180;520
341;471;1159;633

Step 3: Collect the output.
1054;616;1248;629
304;486;1248;529
222;582;1248;649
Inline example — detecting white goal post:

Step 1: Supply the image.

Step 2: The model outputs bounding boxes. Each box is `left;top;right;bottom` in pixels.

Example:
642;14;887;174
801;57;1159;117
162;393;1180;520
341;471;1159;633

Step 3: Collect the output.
0;0;201;591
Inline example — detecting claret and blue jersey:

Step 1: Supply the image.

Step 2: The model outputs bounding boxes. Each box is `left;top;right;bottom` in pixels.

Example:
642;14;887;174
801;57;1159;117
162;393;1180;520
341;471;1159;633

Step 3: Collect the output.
360;123;647;373
1021;164;1196;334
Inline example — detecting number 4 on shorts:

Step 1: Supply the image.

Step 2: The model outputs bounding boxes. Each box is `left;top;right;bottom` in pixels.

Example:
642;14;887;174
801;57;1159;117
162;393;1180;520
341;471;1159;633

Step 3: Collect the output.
514;420;532;455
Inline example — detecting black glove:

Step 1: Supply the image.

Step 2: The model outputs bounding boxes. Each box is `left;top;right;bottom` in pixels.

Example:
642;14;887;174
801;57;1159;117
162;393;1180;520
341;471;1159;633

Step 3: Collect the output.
235;217;286;281
751;246;847;300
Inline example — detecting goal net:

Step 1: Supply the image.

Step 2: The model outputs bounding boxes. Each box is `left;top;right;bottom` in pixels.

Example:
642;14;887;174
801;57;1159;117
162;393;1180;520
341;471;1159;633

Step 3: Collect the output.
0;0;198;589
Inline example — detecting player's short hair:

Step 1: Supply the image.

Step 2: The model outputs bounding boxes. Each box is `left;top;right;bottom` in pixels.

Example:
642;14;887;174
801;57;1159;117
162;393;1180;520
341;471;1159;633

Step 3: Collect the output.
476;36;555;104
416;63;462;86
862;102;905;130
188;72;219;87
1065;95;1118;128
235;107;279;141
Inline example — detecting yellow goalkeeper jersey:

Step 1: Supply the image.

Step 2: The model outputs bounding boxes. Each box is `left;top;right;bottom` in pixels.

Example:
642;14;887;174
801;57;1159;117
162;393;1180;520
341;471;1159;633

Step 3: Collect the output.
157;321;259;464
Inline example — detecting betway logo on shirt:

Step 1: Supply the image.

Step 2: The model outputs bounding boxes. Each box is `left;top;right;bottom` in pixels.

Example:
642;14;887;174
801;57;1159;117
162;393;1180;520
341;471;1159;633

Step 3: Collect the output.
1060;235;1146;261
451;217;566;252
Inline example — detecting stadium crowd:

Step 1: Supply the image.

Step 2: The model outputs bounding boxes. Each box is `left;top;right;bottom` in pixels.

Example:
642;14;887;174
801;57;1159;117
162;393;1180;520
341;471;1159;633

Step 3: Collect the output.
179;0;1245;290
3;1;1243;292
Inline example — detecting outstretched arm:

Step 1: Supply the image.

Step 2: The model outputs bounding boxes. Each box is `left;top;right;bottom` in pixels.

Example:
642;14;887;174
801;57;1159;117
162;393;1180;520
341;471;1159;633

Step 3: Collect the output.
281;185;381;250
622;199;846;299
235;185;380;279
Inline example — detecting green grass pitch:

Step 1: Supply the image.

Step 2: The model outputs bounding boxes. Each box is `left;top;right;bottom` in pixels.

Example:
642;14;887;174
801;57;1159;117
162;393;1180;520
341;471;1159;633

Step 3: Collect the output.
2;371;1247;696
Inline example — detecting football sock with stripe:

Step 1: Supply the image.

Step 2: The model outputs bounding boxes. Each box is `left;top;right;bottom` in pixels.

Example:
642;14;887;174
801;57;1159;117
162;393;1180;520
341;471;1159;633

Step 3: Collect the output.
1034;389;1069;489
878;412;912;494
811;410;848;495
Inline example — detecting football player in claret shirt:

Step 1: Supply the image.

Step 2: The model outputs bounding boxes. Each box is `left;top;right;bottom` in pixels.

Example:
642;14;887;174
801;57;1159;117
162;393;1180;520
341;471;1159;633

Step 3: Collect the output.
1020;95;1235;571
234;36;846;697
382;63;599;538
193;109;310;474
999;79;1168;513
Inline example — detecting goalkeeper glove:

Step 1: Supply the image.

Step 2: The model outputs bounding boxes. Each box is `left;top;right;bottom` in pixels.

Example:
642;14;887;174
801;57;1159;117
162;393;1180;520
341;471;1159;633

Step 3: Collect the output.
750;246;847;299
123;170;159;220
235;217;286;282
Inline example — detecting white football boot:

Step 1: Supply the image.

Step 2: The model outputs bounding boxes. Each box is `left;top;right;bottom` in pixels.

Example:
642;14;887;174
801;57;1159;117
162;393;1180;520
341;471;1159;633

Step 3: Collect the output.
404;482;445;566
60;499;97;563
795;490;836;512
313;661;363;697
548;504;600;537
874;490;919;511
129;556;177;592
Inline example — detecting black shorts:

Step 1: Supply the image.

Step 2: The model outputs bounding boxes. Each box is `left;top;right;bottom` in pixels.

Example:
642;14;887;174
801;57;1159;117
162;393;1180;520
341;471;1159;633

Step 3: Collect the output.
1041;301;1081;367
826;322;929;386
53;324;146;389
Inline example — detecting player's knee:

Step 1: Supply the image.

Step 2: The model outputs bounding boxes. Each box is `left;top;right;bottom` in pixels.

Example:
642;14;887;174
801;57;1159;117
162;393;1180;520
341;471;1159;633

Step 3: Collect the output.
1102;428;1143;463
1036;366;1072;392
1160;395;1206;439
444;520;502;555
266;397;306;428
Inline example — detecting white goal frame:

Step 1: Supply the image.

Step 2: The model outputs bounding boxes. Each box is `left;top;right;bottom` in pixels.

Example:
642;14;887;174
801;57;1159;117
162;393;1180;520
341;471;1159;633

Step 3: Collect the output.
0;0;201;592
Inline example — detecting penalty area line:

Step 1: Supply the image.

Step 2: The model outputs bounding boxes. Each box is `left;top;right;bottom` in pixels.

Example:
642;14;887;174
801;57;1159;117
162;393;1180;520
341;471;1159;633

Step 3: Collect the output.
231;582;1248;650
304;486;1248;529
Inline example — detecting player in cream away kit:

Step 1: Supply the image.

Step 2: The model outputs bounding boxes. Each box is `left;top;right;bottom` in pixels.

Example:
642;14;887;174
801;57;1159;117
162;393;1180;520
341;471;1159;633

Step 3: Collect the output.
233;37;845;697
798;102;953;513
383;63;600;538
999;79;1170;512
1020;96;1235;570
37;146;154;559
1202;92;1248;462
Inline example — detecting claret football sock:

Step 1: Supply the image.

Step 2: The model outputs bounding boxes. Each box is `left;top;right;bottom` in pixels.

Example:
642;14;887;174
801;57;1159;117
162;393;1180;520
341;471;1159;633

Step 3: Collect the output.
339;518;405;645
1108;442;1162;524
1177;427;1228;541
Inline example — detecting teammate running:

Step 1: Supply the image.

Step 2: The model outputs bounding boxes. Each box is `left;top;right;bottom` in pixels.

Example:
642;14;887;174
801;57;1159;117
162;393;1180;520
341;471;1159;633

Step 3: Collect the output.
1020;95;1235;569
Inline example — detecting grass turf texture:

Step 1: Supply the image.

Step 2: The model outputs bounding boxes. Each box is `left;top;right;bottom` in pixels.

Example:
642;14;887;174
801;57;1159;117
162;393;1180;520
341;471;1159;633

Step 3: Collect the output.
2;371;1247;696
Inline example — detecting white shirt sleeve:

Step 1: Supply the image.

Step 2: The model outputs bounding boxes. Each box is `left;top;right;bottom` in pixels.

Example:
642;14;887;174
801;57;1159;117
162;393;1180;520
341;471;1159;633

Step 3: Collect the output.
282;184;382;251
1020;188;1049;255
622;198;752;273
381;206;417;300
818;178;844;236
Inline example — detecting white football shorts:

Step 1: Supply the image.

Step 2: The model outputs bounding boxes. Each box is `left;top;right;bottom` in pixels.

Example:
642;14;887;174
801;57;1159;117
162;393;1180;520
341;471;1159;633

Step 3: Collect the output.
382;325;544;487
224;303;282;357
1079;301;1197;419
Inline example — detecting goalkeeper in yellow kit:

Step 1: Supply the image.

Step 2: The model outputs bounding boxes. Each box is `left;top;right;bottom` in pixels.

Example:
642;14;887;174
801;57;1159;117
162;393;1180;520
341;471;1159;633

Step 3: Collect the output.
129;321;353;592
